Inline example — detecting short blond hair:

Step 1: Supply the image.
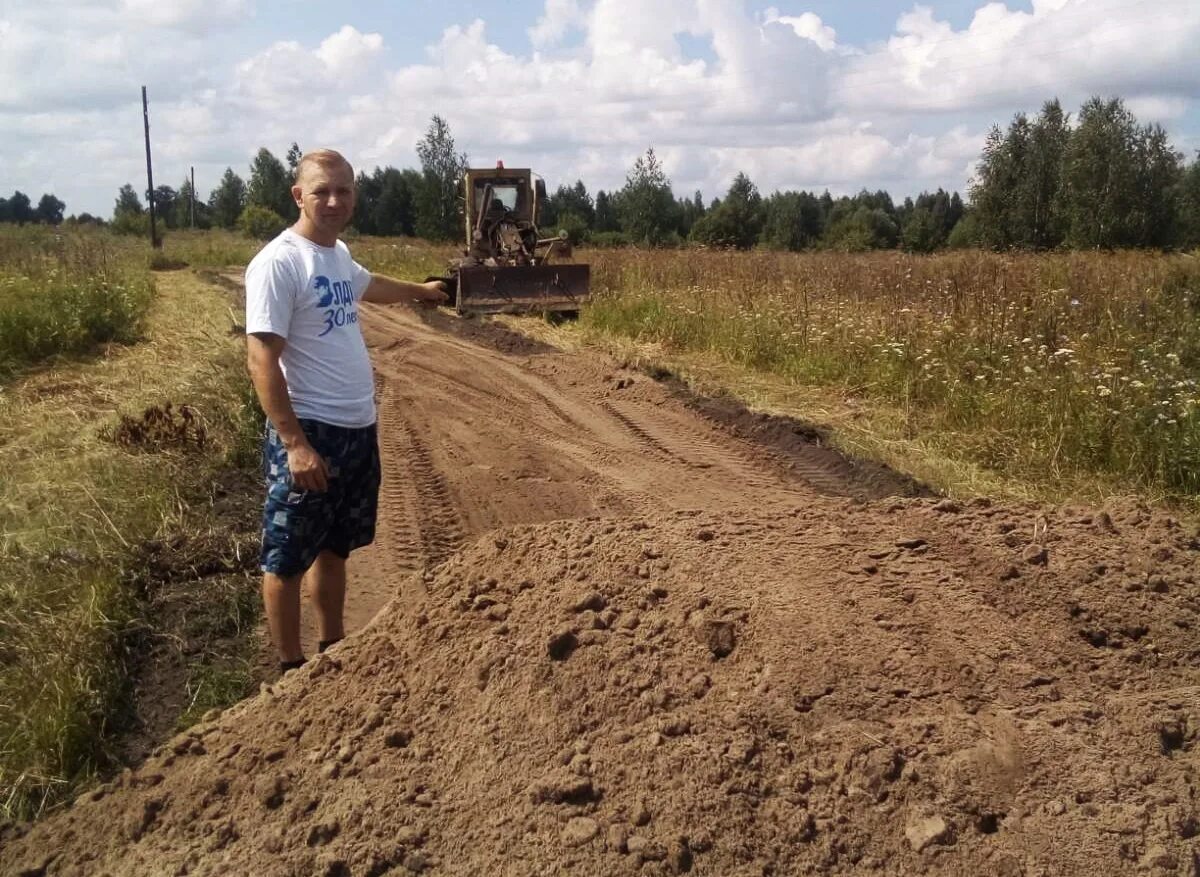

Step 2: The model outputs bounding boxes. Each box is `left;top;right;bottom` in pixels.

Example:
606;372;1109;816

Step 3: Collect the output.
294;149;354;185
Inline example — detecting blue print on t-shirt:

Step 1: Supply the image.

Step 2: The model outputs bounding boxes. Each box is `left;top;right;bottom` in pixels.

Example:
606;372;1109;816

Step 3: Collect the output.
314;275;335;307
313;275;358;337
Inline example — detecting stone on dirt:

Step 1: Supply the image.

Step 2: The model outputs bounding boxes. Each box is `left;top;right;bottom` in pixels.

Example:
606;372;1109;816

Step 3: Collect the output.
563;817;600;846
905;813;953;852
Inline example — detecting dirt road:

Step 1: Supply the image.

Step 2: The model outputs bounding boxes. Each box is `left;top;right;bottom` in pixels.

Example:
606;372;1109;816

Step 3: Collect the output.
3;302;1198;876
327;302;918;656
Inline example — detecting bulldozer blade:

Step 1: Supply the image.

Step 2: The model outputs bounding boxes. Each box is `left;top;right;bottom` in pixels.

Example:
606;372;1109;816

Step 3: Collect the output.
456;264;590;315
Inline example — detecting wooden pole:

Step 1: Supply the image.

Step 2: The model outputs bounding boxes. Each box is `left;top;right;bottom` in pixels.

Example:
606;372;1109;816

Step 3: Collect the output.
190;165;195;229
141;85;160;249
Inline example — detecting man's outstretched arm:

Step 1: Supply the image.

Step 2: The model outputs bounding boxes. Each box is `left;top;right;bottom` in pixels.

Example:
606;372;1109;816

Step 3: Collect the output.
362;275;449;306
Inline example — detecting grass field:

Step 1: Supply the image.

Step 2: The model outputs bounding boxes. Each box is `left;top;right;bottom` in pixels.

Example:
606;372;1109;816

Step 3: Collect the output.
0;229;261;819
0;229;153;377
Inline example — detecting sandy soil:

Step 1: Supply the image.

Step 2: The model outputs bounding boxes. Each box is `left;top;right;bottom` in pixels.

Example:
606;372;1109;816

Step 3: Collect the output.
2;303;1197;877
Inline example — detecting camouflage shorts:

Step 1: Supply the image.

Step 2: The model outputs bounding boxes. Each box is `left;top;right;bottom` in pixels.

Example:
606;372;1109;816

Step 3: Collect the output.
260;419;381;576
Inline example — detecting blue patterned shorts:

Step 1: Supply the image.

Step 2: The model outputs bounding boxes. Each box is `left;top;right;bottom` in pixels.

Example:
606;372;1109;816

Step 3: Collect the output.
260;419;381;576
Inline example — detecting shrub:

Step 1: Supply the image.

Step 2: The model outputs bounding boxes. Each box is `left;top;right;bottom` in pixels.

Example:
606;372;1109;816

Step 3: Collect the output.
111;211;150;237
237;205;287;240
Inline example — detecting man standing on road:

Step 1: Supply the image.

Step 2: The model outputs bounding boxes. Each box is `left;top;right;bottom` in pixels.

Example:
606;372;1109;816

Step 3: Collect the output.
245;148;447;675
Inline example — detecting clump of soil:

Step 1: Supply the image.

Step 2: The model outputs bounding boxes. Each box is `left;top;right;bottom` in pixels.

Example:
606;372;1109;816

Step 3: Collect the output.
106;402;207;452
4;495;1198;876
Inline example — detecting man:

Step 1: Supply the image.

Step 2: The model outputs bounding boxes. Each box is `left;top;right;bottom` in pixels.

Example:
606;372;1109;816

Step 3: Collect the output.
245;148;447;674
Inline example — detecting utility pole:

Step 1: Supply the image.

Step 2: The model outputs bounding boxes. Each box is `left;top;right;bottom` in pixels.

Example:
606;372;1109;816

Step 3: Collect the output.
141;85;161;249
190;165;196;229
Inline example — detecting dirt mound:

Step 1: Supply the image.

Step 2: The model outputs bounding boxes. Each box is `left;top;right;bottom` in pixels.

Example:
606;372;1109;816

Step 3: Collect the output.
5;496;1198;876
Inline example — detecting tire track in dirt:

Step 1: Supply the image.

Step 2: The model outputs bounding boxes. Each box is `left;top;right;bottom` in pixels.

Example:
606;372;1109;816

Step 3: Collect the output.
372;381;432;577
375;377;465;571
604;397;800;493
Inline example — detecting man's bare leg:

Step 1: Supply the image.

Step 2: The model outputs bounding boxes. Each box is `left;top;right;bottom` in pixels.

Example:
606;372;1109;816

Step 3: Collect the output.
262;572;305;663
307;549;346;645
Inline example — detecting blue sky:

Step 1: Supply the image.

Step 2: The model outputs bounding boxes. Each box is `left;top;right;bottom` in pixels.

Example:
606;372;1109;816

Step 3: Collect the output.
3;0;1197;217
242;1;1030;54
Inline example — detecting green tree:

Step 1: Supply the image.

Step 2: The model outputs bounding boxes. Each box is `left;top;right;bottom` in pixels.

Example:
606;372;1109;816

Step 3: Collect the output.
690;172;763;249
286;142;302;178
354;167;420;236
414;115;467;241
66;213;104;226
1132;123;1182;248
542;180;594;230
970;119;1029;248
151;185;178;228
593;190;618;233
247;147;296;221
761;191;823;251
35;194;65;225
947;211;982;248
678;191;706;238
0;191;31;226
209;168;247;230
1176;155;1200;248
901;206;941;253
1059;97;1143;248
112;184;147;234
172;176;209;229
615;147;680;246
113;184;143;218
1020;99;1069;248
238;205;288;240
354;170;382;234
822;206;898;251
5;191;32;225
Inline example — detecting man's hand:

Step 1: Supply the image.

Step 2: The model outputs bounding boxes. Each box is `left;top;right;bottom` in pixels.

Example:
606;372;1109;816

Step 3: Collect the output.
287;441;330;492
417;280;450;307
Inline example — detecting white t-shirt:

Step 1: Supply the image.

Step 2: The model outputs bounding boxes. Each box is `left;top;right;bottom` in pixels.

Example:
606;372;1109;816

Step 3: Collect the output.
245;229;376;428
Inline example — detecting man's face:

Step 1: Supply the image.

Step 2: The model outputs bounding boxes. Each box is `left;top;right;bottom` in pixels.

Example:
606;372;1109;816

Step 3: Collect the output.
293;161;355;235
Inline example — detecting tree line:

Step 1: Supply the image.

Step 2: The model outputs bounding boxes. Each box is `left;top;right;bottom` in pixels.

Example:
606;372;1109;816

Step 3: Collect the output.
92;97;1200;251
0;192;66;226
107;118;468;242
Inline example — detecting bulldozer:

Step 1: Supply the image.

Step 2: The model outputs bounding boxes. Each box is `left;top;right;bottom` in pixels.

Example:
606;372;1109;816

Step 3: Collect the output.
435;163;591;315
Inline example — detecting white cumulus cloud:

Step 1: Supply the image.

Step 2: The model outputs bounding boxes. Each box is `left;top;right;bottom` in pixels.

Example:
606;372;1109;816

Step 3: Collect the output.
2;0;1198;219
528;0;585;48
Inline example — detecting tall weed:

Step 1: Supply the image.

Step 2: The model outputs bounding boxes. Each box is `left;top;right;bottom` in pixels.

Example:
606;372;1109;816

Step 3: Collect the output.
0;228;153;376
583;249;1200;498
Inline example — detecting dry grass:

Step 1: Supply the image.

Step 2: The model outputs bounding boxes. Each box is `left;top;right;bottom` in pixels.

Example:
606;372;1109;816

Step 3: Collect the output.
0;265;259;820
